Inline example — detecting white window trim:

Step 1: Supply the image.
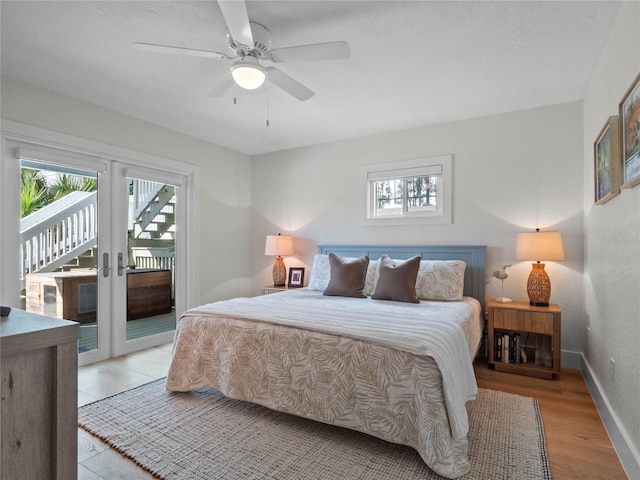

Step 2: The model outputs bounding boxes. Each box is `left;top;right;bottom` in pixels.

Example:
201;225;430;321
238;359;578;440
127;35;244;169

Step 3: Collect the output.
360;154;452;225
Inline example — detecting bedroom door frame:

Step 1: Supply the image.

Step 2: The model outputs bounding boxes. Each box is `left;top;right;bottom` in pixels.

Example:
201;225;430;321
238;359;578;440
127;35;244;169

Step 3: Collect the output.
0;120;200;366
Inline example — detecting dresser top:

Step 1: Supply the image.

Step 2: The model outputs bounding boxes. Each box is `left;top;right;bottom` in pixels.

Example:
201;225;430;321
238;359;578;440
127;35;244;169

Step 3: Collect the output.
1;308;79;355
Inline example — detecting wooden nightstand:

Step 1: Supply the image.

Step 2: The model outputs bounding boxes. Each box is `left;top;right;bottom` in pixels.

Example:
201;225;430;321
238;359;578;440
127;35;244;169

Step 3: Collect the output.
262;286;293;295
487;300;561;379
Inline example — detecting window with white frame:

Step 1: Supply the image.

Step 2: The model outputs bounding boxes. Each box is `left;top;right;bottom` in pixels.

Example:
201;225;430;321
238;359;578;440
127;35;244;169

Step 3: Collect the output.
361;155;452;225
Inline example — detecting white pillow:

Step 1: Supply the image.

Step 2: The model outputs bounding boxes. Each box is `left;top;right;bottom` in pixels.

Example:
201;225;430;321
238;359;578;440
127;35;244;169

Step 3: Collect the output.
307;254;331;291
363;259;378;296
415;260;466;301
308;254;378;296
372;258;466;301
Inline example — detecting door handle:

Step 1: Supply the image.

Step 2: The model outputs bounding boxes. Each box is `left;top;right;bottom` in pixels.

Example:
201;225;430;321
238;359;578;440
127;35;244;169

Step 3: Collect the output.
101;252;110;277
118;252;126;276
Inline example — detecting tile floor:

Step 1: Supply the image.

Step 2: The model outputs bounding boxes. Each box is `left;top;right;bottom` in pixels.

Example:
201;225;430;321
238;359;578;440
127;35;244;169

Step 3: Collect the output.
78;343;173;479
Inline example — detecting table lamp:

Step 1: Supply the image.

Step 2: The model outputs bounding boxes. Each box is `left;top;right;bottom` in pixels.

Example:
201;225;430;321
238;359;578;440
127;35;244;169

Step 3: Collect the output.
516;229;564;306
264;234;294;287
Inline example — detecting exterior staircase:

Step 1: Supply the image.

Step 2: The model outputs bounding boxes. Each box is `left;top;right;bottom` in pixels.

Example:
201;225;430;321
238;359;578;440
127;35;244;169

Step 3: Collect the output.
129;182;175;272
20;190;97;282
63;248;99;270
20;180;176;283
133;183;175;240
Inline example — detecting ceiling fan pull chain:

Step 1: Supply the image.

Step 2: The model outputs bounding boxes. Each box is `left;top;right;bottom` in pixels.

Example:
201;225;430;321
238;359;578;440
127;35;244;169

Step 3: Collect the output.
266;78;270;127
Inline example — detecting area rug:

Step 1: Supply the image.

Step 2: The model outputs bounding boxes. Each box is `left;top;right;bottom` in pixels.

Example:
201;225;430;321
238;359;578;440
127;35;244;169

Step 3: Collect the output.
78;379;551;480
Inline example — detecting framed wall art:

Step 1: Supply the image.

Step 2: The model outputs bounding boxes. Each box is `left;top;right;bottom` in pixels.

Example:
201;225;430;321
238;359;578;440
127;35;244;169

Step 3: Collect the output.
619;72;640;188
594;116;621;205
287;267;305;288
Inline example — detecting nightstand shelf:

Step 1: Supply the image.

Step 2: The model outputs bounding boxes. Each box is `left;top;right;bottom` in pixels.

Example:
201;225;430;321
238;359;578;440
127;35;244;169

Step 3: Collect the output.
487;300;561;379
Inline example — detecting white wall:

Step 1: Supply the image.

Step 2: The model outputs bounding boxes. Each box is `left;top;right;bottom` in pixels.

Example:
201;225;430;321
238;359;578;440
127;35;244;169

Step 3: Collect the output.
1;75;253;304
582;1;640;460
252;101;585;351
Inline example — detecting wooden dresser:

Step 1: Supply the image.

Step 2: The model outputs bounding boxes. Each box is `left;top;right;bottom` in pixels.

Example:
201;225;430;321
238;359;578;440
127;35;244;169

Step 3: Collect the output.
1;309;79;479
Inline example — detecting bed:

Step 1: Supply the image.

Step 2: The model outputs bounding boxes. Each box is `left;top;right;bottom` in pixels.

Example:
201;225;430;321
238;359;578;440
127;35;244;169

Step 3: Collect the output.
166;245;486;479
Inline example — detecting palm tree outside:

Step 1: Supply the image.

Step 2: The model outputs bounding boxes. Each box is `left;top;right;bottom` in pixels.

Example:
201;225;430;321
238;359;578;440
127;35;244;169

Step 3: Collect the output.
20;169;50;217
20;168;97;218
49;174;97;201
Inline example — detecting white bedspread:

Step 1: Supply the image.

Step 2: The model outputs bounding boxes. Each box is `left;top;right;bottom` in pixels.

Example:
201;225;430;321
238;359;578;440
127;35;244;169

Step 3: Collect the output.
179;289;481;441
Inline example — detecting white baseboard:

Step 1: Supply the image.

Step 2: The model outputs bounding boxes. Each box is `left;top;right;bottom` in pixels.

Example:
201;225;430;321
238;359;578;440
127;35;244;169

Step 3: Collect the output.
562;350;640;479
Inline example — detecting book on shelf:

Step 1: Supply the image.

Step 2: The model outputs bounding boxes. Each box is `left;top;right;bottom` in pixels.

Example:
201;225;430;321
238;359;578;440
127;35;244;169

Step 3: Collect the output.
494;331;522;364
503;333;509;363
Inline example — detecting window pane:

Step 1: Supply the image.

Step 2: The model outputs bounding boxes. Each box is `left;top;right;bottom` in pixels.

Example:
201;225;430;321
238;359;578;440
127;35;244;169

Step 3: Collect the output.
361;154;451;224
373;179;403;216
407;175;438;213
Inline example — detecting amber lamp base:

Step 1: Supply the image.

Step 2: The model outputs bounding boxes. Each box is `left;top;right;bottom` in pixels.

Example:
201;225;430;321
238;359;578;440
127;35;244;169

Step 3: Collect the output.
527;262;551;306
272;256;286;287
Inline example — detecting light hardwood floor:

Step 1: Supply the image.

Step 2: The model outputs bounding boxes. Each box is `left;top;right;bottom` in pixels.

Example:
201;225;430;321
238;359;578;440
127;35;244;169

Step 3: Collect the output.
78;346;628;479
475;361;628;480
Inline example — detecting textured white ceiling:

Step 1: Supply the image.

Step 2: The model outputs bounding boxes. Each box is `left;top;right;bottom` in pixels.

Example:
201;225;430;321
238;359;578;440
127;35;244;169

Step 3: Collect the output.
1;1;621;155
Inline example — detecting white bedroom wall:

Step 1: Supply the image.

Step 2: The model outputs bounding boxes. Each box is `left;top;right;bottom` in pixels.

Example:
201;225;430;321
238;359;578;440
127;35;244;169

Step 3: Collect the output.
582;1;640;461
252;101;585;352
0;75;253;305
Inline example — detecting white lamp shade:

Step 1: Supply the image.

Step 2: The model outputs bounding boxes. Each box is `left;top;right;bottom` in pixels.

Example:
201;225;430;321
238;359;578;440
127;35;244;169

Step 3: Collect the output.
231;58;266;90
264;235;294;257
516;231;565;262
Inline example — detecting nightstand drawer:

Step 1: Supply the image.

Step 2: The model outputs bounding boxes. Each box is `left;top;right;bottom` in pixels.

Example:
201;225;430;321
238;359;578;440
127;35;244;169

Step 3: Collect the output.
493;309;554;335
262;286;292;295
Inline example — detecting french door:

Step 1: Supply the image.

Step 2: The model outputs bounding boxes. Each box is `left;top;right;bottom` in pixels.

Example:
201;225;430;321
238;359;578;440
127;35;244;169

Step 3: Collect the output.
1;122;198;366
90;163;185;363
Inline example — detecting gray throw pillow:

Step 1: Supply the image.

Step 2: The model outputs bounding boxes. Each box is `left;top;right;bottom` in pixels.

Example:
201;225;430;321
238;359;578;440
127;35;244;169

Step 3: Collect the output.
323;253;369;298
372;255;421;303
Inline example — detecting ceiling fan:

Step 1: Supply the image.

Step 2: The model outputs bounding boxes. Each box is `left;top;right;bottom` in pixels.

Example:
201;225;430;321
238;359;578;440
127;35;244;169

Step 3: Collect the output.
134;0;350;101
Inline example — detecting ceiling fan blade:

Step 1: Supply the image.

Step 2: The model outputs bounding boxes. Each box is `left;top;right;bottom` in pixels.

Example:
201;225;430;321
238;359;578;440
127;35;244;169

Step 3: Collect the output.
266;67;314;102
218;0;254;47
134;43;228;60
206;73;235;97
270;41;350;63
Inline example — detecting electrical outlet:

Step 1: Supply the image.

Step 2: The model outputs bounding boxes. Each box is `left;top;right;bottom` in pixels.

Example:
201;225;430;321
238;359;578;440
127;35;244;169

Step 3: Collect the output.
610;357;616;384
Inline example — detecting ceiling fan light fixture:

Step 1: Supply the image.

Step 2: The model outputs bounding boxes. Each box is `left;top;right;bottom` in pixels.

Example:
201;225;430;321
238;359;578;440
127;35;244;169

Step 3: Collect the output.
231;57;266;90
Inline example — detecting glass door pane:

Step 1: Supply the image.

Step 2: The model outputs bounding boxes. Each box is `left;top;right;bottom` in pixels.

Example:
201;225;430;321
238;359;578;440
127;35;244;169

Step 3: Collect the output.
124;177;176;343
19;162;102;356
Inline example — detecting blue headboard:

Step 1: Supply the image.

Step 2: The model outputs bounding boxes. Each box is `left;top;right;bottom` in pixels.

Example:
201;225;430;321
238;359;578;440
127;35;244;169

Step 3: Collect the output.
318;245;486;309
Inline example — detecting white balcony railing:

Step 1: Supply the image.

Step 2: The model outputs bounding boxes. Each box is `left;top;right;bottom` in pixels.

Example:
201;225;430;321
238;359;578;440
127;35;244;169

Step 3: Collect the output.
20;191;97;279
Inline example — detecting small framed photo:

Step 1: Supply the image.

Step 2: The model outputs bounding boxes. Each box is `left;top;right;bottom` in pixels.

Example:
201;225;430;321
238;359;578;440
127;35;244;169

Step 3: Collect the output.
619;72;640;189
594;116;621;205
288;267;305;288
